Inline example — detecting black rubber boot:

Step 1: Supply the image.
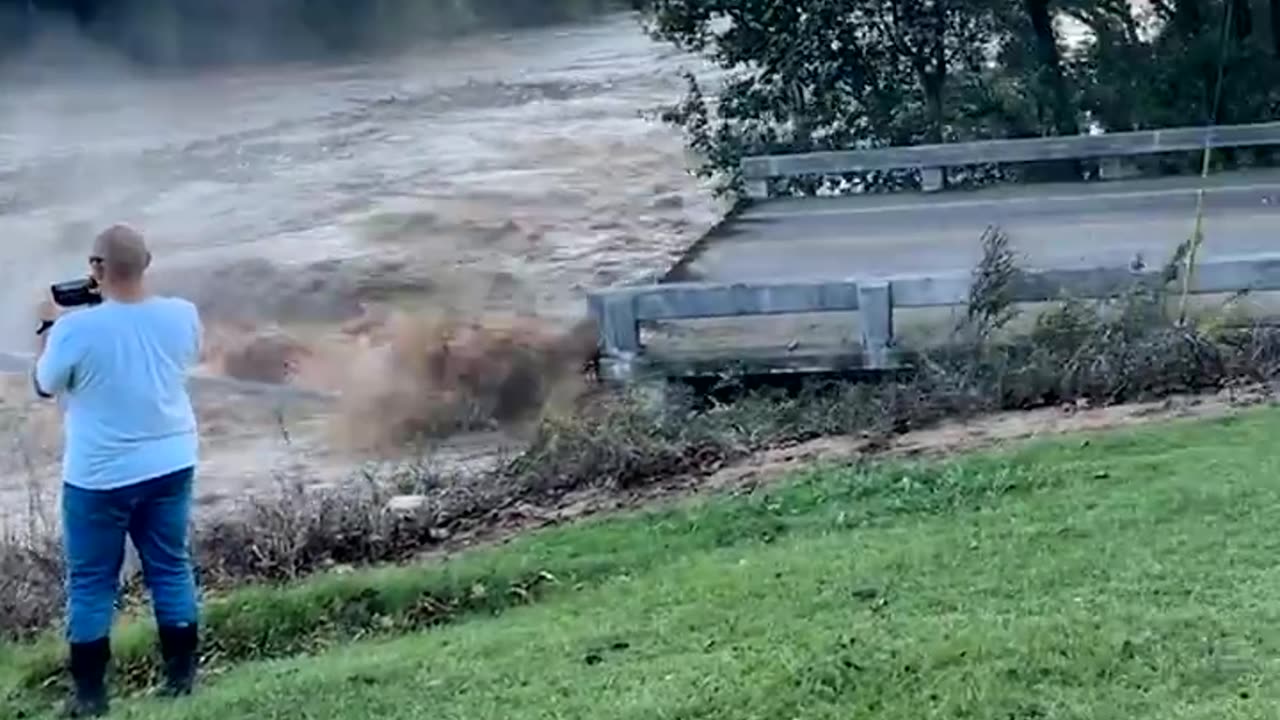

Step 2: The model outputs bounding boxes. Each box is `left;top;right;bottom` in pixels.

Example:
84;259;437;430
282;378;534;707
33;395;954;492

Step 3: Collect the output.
157;623;199;697
65;638;110;718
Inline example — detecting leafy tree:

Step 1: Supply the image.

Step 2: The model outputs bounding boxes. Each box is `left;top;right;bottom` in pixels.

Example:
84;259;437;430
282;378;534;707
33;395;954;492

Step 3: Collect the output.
637;0;1038;194
639;0;1280;197
1022;0;1078;137
1066;0;1280;139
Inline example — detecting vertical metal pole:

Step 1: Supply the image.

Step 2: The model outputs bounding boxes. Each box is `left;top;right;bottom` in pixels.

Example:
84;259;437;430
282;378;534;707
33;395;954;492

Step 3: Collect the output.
858;281;894;370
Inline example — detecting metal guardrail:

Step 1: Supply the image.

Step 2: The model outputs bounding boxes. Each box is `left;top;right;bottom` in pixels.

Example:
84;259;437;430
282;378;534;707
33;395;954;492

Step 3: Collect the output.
740;121;1280;195
587;253;1280;382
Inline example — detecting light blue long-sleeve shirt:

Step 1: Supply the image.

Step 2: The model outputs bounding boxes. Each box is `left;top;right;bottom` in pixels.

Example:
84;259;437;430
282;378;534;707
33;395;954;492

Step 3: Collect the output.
35;297;202;490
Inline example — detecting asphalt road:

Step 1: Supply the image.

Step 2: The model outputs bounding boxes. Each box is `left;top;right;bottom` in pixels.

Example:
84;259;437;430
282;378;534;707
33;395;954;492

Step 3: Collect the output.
671;170;1280;284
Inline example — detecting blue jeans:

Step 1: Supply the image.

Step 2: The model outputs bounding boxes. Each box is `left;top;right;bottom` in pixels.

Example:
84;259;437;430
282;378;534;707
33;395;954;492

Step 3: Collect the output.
61;467;200;644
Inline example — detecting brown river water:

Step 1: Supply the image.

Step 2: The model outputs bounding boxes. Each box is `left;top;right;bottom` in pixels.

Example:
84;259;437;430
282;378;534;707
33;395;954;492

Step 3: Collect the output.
0;13;724;525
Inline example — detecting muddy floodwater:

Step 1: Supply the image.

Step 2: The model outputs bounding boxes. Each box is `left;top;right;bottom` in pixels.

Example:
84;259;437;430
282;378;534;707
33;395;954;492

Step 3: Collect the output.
0;13;723;526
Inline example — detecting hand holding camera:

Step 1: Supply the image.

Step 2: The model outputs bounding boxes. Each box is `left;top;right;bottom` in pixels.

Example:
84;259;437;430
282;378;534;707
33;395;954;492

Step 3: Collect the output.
52;277;103;308
38;277;102;336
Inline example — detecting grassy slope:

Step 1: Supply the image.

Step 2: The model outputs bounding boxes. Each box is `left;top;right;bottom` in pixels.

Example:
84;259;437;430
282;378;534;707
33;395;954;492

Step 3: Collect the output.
12;408;1280;719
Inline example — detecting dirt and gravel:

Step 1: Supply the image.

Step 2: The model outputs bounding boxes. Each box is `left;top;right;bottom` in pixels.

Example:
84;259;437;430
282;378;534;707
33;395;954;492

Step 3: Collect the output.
370;384;1280;565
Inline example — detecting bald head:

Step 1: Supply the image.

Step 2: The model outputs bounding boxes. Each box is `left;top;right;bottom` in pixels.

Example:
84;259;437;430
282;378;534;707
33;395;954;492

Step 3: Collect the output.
93;224;152;282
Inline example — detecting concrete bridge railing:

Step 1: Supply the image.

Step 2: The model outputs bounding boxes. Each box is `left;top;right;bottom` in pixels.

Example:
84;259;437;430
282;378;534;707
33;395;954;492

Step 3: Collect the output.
740;121;1280;197
587;253;1280;383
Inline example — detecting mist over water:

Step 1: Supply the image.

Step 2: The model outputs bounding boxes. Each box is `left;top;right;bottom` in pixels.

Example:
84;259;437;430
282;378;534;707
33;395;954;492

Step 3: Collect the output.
0;11;726;519
0;12;721;367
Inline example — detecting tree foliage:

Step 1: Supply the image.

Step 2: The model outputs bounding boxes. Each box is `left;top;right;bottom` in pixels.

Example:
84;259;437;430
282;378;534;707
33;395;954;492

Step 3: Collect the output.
635;0;1280;196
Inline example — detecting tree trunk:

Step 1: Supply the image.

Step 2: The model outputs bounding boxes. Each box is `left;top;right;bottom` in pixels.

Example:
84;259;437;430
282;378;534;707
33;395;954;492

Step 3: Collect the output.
1232;0;1254;40
1173;0;1205;36
1271;0;1280;57
1022;0;1080;181
925;0;947;144
1024;0;1079;137
921;72;946;144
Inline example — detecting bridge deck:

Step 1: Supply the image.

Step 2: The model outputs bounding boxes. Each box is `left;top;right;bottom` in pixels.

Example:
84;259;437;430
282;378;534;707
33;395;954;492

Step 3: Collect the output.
632;170;1280;378
669;170;1280;284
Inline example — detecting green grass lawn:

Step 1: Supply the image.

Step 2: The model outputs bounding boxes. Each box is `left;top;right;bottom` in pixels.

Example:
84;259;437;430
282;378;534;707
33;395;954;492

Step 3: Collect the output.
11;408;1280;719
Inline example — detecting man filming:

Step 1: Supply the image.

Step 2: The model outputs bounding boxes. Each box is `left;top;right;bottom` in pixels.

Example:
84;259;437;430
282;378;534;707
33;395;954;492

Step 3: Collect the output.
33;225;204;717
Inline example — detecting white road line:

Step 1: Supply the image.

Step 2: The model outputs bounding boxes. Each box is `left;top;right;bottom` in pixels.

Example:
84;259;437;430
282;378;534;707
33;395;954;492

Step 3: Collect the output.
689;213;1267;254
742;181;1280;220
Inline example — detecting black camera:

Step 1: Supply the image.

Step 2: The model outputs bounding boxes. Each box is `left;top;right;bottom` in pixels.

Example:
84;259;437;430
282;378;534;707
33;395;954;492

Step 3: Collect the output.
51;278;103;308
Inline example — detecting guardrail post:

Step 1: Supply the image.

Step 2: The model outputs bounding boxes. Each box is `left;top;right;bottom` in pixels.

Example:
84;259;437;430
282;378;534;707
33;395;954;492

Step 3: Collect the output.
921;167;945;192
1098;157;1138;180
588;292;641;383
745;178;769;200
857;281;894;369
